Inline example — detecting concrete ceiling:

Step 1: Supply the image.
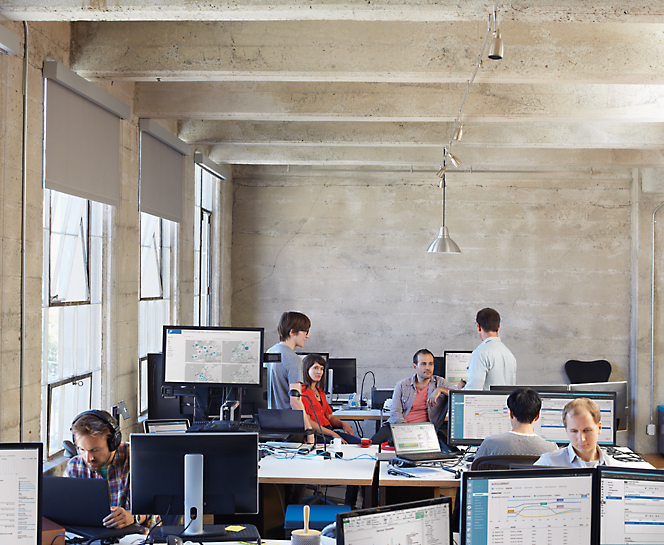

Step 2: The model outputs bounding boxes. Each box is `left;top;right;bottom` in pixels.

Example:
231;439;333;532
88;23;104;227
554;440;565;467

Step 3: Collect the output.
4;1;664;172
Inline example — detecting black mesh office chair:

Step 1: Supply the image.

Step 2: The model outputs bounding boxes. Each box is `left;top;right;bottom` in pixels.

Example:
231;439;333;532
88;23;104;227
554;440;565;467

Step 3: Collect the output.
470;455;541;471
564;359;612;384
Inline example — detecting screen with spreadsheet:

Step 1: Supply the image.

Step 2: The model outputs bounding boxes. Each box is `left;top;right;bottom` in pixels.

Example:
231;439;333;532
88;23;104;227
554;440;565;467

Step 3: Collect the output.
448;390;616;446
0;443;42;544
337;497;452;545
462;468;597;545
599;467;664;545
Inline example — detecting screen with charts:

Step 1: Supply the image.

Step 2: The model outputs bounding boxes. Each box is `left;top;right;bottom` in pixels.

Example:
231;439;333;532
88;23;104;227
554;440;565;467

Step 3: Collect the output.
443;351;472;382
390;423;441;454
448;390;616;446
463;468;596;545
162;326;263;387
599;467;664;545
448;391;511;445
338;497;451;545
0;443;42;544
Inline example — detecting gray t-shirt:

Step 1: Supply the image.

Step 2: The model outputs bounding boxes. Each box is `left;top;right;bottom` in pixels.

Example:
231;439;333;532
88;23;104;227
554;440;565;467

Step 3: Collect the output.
267;343;303;410
475;431;558;459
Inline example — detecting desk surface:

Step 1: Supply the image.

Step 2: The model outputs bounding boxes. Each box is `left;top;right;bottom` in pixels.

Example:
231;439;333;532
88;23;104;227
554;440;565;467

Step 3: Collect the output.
332;408;382;420
258;443;378;486
378;460;462;488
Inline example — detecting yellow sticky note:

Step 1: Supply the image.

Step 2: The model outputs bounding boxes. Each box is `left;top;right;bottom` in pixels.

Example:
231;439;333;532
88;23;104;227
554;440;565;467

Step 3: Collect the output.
225;525;246;532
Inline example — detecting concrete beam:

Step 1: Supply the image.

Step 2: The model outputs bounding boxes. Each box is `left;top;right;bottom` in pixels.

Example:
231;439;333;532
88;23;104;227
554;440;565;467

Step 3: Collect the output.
135;81;664;122
208;144;664;167
3;1;664;23
180;120;664;150
70;21;664;85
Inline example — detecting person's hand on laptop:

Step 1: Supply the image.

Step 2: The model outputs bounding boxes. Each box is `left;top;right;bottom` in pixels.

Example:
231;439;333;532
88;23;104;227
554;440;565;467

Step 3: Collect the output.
103;506;133;529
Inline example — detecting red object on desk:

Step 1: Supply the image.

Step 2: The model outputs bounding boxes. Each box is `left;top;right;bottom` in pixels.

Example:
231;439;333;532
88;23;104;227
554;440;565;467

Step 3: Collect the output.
380;441;395;451
360;438;371;448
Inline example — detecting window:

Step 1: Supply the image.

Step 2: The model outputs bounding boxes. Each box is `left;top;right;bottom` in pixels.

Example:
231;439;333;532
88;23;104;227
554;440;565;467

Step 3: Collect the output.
194;165;216;326
138;212;176;415
42;189;102;458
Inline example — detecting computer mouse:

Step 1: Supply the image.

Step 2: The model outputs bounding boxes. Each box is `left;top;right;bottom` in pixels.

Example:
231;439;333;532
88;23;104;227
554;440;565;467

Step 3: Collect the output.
167;535;183;545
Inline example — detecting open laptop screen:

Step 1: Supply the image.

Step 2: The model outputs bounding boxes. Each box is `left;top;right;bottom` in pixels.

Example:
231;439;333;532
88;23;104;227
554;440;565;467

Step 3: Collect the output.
462;468;597;545
390;422;440;454
0;443;42;544
144;419;189;433
337;497;452;545
599;466;664;545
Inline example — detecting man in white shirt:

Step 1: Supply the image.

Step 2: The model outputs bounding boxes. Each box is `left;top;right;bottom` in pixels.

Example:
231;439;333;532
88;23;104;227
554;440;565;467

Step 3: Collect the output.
464;308;516;390
535;397;613;467
475;388;558;458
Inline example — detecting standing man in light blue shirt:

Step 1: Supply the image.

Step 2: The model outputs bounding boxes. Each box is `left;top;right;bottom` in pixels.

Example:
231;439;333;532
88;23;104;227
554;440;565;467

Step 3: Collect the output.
464;308;516;390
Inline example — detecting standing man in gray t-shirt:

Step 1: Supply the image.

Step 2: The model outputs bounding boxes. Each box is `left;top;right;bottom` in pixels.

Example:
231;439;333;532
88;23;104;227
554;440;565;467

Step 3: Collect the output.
267;311;313;431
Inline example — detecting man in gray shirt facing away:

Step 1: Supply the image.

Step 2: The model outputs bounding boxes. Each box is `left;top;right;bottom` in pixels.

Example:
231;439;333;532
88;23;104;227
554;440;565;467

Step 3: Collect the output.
464;307;517;390
475;388;558;458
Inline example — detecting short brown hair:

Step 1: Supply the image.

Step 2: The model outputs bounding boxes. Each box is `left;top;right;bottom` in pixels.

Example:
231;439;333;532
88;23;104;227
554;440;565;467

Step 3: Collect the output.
476;308;500;332
562;398;601;427
276;311;311;342
71;410;116;439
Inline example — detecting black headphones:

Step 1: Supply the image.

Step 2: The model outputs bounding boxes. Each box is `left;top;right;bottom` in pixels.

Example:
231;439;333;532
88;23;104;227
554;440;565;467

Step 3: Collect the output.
71;410;122;452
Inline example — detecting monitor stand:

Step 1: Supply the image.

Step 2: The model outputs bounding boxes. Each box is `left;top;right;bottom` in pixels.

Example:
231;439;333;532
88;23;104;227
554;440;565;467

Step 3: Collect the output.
154;524;261;543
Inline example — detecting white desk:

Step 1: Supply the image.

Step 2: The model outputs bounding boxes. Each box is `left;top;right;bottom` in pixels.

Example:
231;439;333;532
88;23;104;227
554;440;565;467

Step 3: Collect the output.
258;443;378;486
331;408;382;421
378;460;462;488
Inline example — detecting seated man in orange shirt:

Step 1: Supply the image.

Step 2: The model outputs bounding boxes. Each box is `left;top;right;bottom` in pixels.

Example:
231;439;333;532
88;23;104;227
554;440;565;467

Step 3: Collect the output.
371;349;464;445
300;354;361;444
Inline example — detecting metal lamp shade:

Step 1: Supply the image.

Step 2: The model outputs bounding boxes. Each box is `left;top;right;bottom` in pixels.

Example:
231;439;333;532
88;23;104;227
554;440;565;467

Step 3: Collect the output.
427;226;461;254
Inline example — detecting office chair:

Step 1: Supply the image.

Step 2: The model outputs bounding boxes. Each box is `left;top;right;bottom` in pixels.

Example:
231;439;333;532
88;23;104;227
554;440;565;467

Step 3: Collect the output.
470;455;541;471
564;359;612;384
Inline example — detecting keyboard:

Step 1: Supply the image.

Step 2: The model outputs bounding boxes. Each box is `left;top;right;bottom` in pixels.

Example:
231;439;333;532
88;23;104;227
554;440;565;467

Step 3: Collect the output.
187;420;260;433
397;451;461;462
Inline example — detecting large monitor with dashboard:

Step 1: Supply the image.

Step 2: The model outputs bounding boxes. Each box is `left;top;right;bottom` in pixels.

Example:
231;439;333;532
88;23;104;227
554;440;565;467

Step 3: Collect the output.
462;468;597;545
448;389;616;446
0;443;42;545
131;432;259;541
598;466;664;545
570;381;628;430
162;326;263;388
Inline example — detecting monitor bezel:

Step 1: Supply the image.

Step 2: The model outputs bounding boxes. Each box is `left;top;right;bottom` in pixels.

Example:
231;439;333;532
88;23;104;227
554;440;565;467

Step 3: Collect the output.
336;496;453;545
161;325;264;388
0;442;43;545
462;467;599;545
326;357;357;396
490;384;571;393
442;350;472;381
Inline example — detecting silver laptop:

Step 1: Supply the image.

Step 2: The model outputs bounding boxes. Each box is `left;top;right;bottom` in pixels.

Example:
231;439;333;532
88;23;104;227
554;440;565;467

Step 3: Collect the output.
391;422;459;463
143;418;189;433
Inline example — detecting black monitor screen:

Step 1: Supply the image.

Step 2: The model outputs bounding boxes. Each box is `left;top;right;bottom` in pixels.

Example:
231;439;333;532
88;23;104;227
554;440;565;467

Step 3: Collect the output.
327;358;357;395
130;432;259;516
462;468;597;545
162;326;264;388
0;443;42;544
599;466;664;545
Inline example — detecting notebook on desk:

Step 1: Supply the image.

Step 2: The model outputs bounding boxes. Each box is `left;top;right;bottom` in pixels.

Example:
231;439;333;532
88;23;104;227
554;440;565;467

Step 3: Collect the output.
391;422;460;463
43;476;144;540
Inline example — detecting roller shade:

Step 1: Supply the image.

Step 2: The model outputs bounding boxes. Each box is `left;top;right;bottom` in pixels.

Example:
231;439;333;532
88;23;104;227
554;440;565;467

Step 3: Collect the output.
139;119;191;223
44;78;123;206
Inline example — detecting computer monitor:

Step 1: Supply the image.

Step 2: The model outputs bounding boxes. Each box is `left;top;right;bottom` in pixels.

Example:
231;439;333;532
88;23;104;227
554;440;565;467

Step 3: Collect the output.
570;381;627;430
443;350;472;382
326;358;357;396
598;466;664;545
462;468;597;545
162;326;264;388
131;432;259;539
448;390;617;446
143;419;189;433
337;497;452;545
0;443;42;544
490;384;570;393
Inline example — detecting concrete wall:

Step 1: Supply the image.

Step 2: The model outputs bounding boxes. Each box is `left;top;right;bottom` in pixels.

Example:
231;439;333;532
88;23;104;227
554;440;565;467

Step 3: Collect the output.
230;166;664;450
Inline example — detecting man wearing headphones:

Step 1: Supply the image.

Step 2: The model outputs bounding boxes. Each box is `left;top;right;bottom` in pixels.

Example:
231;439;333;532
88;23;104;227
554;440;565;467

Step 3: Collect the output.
370;349;465;444
63;410;147;529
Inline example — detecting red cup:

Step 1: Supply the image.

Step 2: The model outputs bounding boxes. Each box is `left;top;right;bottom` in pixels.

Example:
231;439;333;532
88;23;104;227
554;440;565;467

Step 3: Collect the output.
360;438;371;448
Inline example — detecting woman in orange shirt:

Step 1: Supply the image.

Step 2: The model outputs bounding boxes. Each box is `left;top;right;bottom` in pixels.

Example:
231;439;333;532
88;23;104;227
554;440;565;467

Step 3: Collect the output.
301;354;361;444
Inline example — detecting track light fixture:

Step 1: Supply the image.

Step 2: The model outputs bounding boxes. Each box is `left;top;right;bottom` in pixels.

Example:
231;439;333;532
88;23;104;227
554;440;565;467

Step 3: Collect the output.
488;7;503;60
448;152;461;168
427;150;461;254
452;123;463;141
